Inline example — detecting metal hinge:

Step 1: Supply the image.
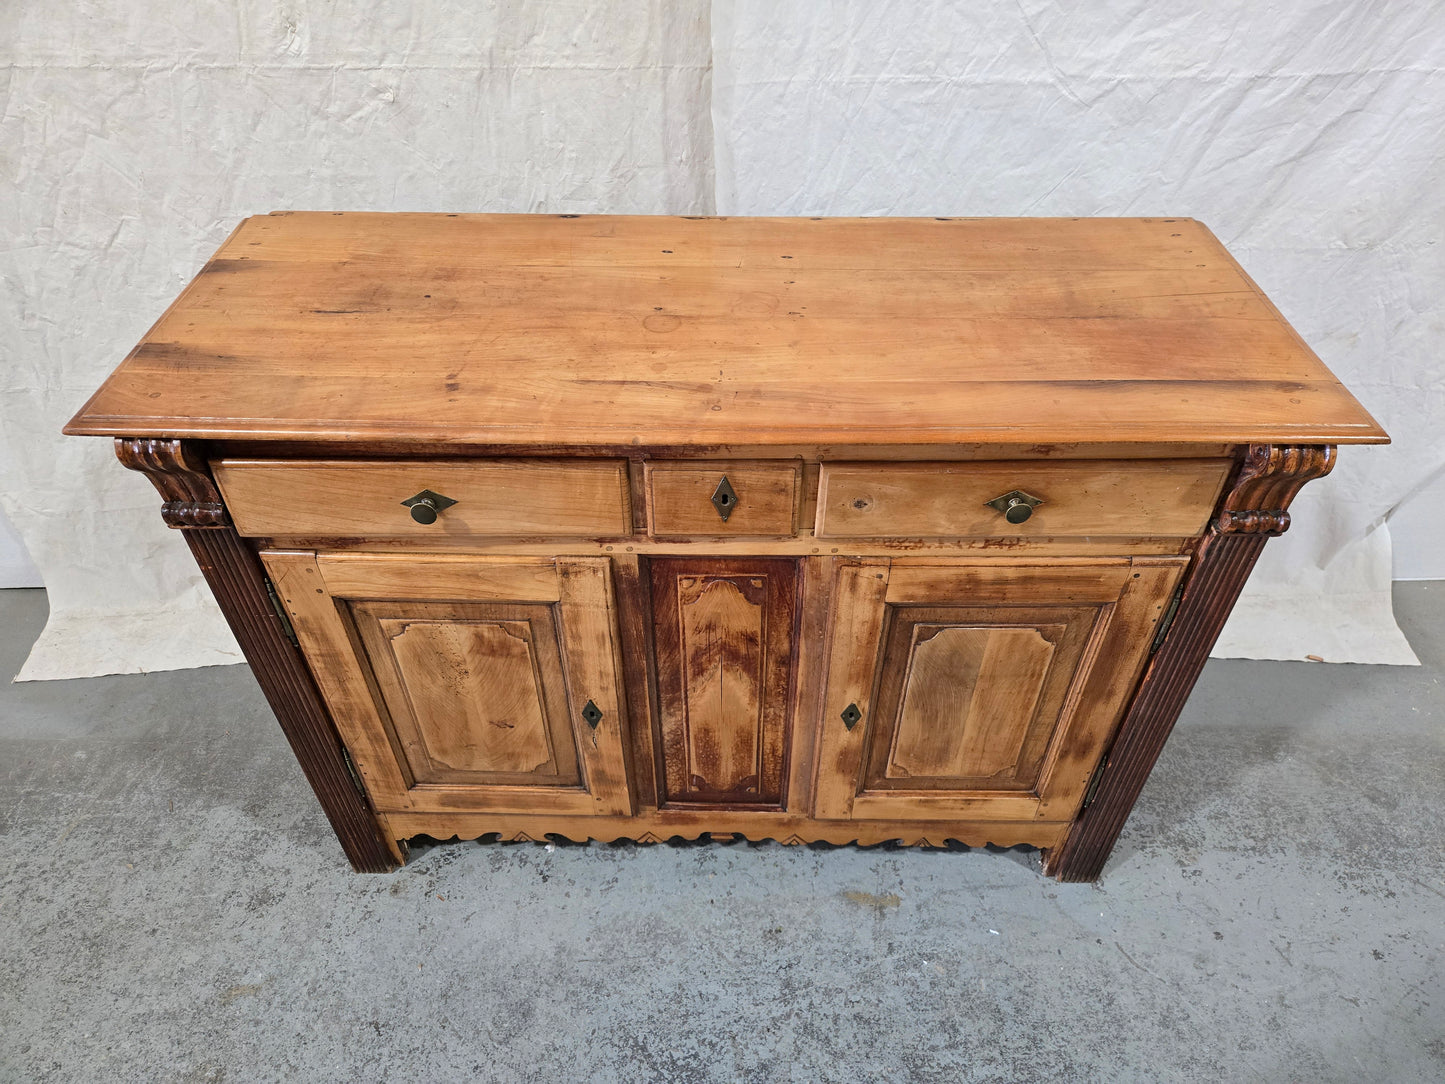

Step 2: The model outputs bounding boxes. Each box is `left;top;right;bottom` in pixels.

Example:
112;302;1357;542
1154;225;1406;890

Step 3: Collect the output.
340;746;367;798
263;576;300;648
1149;583;1186;654
1082;758;1108;809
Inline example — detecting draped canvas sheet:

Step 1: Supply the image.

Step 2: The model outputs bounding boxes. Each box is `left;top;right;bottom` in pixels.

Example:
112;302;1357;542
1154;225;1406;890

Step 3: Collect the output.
710;0;1439;664
1;1;715;680
4;0;1435;679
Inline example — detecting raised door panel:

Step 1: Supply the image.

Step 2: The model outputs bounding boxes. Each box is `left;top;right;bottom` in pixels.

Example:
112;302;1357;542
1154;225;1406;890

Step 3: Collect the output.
877;618;1066;788
262;552;632;816
893;627;1052;780
863;606;1096;796
353;602;580;787
814;557;1186;823
650;558;799;807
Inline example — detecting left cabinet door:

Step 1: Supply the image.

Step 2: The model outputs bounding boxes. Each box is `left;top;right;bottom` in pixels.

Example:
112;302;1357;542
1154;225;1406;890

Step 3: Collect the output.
261;552;633;817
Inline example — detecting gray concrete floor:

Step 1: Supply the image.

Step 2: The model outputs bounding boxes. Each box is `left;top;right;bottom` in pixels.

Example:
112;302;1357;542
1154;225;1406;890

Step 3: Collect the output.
1;586;1442;1084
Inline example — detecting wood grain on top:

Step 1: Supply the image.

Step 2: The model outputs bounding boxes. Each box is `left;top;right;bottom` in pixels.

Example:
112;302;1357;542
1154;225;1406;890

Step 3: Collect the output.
65;213;1387;446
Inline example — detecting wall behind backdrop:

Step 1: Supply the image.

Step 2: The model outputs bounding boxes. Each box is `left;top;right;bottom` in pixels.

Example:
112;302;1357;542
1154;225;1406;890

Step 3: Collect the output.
2;0;1439;679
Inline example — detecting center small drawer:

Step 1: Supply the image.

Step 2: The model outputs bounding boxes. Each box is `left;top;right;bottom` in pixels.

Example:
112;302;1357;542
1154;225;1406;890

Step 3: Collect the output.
212;458;631;539
816;459;1231;539
646;461;801;537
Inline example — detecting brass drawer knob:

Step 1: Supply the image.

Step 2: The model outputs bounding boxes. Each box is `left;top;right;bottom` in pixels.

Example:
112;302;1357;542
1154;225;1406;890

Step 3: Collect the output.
984;490;1043;524
400;489;457;525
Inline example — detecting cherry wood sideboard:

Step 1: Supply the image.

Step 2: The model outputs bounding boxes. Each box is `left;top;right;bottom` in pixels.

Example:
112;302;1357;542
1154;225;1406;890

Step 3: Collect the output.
66;213;1387;880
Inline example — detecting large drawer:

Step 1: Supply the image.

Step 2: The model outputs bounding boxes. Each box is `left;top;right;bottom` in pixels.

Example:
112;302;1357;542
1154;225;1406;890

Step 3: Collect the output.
815;459;1231;539
212;459;631;539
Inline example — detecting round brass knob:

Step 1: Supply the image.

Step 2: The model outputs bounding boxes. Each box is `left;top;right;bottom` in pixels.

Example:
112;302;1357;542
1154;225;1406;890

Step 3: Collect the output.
985;490;1042;523
401;489;457;524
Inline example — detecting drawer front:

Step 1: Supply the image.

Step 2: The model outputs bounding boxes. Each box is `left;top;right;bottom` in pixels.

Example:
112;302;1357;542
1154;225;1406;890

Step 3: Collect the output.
213;459;631;539
816;459;1231;539
646;462;800;537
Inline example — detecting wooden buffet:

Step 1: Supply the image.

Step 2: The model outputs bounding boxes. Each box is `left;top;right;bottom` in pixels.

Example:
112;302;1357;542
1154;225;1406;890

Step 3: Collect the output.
65;213;1386;880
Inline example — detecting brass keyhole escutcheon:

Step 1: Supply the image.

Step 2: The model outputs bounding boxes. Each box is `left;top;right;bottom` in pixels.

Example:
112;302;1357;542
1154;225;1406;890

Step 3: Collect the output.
984;490;1043;525
401;489;457;524
711;475;739;521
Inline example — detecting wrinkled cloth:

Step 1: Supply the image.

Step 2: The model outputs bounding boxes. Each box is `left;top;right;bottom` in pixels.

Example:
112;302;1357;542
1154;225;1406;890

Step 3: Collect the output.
3;0;1434;678
709;0;1437;663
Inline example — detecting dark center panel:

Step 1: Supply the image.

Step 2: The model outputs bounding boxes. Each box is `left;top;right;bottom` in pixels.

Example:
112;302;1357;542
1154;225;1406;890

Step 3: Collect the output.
647;558;801;809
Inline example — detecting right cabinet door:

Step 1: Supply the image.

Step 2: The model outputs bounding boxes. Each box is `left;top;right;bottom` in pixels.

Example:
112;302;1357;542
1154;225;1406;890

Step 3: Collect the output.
813;557;1187;825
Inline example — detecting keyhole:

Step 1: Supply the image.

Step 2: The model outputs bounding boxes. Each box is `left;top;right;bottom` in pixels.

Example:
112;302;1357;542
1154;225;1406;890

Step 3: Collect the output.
711;476;738;520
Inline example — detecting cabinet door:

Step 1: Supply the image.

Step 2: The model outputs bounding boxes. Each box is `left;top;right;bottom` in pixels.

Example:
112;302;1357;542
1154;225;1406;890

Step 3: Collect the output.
813;558;1186;823
262;552;632;817
649;558;799;808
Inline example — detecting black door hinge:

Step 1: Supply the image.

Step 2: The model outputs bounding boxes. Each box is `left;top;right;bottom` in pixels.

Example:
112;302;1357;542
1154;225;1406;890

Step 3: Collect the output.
1150;583;1186;654
340;745;367;798
263;576;300;648
1082;758;1108;809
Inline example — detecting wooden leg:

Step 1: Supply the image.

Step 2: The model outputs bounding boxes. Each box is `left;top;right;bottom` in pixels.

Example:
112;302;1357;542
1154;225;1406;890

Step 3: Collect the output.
117;439;399;873
1044;444;1336;882
184;527;400;871
1042;530;1266;881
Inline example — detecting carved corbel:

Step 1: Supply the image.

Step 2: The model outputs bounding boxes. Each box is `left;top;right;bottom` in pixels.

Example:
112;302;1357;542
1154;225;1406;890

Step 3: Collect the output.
1215;444;1337;535
114;438;230;528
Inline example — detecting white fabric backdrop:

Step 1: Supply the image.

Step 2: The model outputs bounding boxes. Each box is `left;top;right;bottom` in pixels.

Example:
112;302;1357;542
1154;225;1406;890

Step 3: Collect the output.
710;0;1439;664
0;506;43;588
1;0;715;680
4;0;1438;679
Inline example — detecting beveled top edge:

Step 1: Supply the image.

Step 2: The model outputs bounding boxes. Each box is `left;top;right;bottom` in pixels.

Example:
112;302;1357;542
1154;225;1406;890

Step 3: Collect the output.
64;213;1390;447
63;414;1388;445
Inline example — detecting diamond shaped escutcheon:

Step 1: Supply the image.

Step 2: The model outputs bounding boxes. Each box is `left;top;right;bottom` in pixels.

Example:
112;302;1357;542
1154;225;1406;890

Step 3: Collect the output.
710;475;739;521
840;703;863;731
